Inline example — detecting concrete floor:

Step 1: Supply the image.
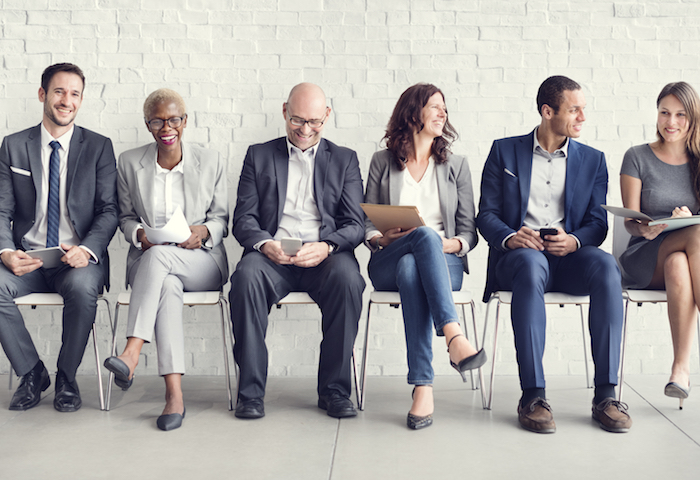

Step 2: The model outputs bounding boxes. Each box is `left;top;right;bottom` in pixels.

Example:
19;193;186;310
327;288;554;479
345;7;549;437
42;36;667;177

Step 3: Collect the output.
0;373;698;480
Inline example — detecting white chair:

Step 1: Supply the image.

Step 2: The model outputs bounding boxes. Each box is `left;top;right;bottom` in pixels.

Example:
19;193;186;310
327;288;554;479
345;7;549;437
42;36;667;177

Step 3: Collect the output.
105;291;234;411
358;289;484;411
272;292;361;409
612;216;700;401
483;291;591;410
8;293;112;411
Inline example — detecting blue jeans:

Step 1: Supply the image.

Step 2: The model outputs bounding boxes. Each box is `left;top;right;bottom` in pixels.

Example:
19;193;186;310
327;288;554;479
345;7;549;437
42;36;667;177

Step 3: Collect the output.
368;227;464;385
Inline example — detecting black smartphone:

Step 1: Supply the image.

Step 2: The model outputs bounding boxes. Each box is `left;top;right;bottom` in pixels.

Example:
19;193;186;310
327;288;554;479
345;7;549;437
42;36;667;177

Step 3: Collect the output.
539;228;558;239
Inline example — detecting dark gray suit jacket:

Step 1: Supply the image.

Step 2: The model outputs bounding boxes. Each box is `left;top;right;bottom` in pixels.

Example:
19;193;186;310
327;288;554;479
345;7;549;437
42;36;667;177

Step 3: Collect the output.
0;124;119;289
233;137;364;253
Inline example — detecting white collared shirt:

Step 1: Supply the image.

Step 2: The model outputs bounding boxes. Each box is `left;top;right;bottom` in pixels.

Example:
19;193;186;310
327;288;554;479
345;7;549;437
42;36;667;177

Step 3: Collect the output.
24;124;82;251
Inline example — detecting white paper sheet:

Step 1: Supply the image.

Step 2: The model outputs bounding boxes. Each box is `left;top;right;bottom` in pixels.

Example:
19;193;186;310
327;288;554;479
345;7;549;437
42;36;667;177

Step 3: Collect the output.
141;206;191;244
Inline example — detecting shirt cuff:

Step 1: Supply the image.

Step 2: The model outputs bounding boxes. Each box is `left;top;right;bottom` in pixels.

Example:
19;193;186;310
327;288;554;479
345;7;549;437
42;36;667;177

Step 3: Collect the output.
453;236;469;256
568;233;581;250
132;224;144;250
253;239;273;252
501;232;517;250
365;229;382;251
78;245;98;264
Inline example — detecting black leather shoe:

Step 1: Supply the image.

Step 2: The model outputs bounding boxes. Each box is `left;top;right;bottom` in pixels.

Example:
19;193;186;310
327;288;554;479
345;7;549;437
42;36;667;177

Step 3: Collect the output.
103;356;133;390
318;393;357;418
235;398;265;419
9;360;50;411
53;371;82;412
157;407;186;431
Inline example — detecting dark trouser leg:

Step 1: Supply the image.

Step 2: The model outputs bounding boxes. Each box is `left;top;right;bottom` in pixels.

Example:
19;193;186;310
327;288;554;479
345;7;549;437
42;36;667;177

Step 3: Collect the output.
496;248;550;390
304;252;365;398
229;252;294;402
48;263;103;383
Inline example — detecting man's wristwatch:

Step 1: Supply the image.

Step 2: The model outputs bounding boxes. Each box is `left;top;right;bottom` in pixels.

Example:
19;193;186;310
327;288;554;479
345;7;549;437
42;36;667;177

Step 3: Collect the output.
324;240;337;255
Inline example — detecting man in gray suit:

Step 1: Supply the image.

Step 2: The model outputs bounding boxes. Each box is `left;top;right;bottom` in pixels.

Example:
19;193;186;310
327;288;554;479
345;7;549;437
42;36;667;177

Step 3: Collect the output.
0;63;118;412
230;83;365;420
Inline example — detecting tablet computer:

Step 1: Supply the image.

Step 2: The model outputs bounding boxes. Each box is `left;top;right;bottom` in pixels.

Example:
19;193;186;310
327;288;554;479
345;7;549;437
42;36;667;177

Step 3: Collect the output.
361;204;425;234
26;246;66;269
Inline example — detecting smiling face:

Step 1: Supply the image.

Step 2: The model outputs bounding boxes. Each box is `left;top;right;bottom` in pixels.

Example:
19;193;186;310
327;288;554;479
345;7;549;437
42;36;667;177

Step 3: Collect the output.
282;83;329;151
39;71;83;136
546;89;586;139
146;100;187;154
416;92;447;140
657;94;689;145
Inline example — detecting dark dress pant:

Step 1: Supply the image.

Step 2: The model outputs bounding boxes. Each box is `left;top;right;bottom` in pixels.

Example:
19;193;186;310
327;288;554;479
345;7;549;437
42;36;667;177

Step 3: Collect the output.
229;251;365;402
0;261;103;382
495;246;623;390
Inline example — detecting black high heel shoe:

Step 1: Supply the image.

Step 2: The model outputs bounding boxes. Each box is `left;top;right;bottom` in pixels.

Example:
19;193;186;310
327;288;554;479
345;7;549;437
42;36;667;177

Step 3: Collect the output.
407;386;433;430
664;382;691;410
447;334;487;382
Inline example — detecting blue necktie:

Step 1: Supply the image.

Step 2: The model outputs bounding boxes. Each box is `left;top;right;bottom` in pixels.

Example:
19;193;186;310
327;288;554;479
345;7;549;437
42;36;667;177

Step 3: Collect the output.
46;140;60;248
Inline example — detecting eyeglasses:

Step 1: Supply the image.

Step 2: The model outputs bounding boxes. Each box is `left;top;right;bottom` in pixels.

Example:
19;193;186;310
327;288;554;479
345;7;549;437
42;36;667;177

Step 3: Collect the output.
146;115;187;131
286;109;328;129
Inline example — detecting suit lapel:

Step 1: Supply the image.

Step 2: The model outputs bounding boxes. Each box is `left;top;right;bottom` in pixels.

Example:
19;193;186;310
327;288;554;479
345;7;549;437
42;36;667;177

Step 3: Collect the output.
274;138;289;221
516;132;534;224
564;140;581;231
388;156;402;205
435;159;449;225
313;139;329;216
136;144;157;225
182;142;200;221
26;125;43;198
65;126;84;200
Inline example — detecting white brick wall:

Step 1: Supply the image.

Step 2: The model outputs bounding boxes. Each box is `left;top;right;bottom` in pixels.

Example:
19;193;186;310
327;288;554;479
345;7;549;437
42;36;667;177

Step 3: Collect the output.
0;1;698;380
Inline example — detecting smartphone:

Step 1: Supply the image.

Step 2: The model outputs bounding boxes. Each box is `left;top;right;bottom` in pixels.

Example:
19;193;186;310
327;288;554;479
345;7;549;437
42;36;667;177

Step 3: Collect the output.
539;228;558;239
280;237;302;256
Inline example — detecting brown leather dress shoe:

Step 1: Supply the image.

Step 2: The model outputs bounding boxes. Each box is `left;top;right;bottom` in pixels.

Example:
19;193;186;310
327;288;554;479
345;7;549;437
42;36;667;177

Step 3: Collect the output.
592;398;632;433
517;397;556;433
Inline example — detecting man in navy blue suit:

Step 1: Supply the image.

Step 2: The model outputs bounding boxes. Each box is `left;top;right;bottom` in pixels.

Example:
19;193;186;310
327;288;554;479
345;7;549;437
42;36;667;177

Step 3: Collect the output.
477;76;632;433
230;83;365;420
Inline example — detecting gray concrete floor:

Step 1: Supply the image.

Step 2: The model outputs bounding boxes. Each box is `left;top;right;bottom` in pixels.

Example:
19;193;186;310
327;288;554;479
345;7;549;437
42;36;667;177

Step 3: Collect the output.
0;373;698;480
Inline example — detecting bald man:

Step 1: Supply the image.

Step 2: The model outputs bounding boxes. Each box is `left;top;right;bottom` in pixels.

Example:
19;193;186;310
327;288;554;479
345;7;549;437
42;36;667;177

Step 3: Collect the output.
230;83;365;420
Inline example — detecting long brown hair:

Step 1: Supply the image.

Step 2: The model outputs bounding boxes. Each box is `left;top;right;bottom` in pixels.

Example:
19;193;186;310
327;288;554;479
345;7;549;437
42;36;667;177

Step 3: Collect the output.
656;82;700;202
383;83;458;170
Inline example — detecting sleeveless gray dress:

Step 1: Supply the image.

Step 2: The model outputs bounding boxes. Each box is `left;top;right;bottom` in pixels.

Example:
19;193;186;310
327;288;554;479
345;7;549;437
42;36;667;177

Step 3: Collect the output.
619;144;700;288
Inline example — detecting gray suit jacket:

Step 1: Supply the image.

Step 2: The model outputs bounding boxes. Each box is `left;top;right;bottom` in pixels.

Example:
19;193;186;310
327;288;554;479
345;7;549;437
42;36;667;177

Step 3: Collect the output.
363;149;477;273
0;124;118;289
233;137;364;253
117;142;229;287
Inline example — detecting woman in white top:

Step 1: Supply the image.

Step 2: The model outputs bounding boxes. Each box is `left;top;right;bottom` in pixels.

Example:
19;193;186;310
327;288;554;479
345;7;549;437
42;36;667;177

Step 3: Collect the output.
104;89;229;430
364;83;484;429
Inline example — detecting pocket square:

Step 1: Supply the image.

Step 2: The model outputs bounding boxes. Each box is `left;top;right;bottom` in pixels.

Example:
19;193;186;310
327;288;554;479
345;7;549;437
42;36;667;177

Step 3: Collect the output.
504;168;516;178
10;166;31;177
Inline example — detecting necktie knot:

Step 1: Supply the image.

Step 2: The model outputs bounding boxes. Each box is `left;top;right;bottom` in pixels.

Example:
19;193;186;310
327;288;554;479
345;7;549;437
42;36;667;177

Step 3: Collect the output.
50;140;60;152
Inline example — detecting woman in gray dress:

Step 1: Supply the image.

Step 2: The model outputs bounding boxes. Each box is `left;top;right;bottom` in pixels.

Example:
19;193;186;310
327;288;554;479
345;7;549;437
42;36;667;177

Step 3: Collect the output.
620;82;700;408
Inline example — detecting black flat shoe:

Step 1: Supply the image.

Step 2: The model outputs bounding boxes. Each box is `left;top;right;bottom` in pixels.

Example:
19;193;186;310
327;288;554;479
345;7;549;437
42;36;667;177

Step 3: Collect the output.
235;399;265;419
407;386;433;430
157;407;186;431
103;356;133;391
53;371;82;412
665;382;691;409
447;334;487;382
9;360;50;411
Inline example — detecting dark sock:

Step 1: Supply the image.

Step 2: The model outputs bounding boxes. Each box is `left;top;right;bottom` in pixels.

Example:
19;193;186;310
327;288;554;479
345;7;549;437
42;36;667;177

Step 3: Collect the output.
594;384;616;404
520;388;546;407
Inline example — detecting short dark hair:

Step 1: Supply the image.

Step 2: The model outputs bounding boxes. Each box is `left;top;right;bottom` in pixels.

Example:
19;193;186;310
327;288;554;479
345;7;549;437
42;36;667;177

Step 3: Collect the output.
41;63;85;95
536;75;581;116
383;83;457;169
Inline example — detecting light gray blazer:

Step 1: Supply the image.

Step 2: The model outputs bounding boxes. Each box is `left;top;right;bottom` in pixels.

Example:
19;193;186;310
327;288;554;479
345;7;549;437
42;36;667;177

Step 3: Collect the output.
117;142;229;287
363;149;477;273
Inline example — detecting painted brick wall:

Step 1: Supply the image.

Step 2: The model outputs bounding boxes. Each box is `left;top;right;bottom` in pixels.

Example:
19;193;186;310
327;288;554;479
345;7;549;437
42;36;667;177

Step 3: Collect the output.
0;1;698;380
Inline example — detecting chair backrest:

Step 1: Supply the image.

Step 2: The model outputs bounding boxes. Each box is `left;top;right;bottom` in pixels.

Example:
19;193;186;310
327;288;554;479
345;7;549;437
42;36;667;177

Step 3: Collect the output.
612;215;631;263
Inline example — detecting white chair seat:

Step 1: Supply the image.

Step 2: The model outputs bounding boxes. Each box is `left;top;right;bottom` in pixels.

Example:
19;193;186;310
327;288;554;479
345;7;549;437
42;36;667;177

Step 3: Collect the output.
624;290;667;304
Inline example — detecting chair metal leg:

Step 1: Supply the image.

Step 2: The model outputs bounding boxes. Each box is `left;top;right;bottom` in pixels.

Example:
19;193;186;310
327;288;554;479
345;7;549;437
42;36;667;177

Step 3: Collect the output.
618;299;630;402
351;347;360;409
578;303;592;389
8;367;13;390
359;300;374;411
218;296;234;411
94;296;111;411
485;297;501;410
468;301;487;407
459;304;476;388
105;302;122;411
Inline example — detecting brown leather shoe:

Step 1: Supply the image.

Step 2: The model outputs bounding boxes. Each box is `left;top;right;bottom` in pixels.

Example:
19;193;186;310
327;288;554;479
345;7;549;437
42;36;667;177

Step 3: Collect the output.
517;397;556;433
592;398;632;433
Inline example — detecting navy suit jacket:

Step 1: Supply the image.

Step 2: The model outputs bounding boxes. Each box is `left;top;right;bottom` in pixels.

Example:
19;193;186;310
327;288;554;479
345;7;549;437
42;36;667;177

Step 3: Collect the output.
233;137;364;254
476;130;609;302
0;124;119;289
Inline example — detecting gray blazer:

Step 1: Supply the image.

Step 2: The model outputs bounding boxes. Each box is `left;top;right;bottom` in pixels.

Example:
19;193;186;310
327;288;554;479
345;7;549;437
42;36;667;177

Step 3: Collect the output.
0;124;118;289
117;142;229;287
363;149;477;273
